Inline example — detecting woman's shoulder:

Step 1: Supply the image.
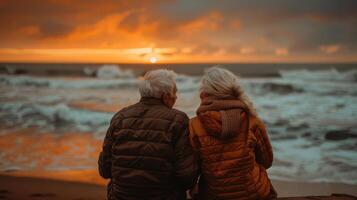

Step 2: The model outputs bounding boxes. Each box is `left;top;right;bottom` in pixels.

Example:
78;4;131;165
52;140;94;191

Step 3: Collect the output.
248;114;266;131
189;115;213;137
189;116;199;125
189;116;201;130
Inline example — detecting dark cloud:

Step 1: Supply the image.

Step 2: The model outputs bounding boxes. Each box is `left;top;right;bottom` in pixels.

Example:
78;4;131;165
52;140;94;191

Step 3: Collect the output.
0;0;356;59
287;21;357;53
0;0;163;38
191;43;221;55
118;11;142;32
35;21;74;38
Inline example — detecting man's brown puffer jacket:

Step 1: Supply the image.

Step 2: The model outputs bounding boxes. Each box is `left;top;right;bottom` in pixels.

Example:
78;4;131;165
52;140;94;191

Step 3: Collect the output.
98;97;199;200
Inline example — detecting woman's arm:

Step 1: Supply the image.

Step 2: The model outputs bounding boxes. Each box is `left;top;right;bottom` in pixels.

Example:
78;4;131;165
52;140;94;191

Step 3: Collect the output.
253;117;274;169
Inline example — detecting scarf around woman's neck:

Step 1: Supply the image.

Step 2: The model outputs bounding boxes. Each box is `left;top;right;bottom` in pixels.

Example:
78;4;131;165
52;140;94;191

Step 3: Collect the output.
197;96;250;139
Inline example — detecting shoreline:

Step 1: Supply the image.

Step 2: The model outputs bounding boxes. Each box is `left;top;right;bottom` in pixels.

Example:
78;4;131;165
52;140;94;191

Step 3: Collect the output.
1;63;356;77
1;171;357;199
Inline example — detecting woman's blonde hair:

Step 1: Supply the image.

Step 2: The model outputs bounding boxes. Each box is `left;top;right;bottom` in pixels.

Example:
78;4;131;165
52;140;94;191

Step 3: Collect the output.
200;66;257;115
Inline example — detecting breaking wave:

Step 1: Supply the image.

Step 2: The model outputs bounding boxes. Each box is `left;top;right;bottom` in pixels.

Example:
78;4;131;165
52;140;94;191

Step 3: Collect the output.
0;75;138;89
279;68;357;82
0;74;200;92
1;67;357;184
0;102;112;132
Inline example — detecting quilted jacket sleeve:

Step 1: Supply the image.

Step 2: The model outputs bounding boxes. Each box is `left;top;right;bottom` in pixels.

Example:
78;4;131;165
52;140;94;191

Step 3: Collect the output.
188;118;202;164
253;117;274;169
98;112;123;179
172;114;199;190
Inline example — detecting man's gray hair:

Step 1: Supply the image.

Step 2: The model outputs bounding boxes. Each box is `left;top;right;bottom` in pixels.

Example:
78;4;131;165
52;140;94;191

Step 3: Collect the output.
139;69;177;98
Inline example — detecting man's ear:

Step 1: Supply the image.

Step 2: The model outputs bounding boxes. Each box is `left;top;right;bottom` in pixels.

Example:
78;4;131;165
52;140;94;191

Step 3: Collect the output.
162;93;169;104
200;92;209;100
162;92;167;99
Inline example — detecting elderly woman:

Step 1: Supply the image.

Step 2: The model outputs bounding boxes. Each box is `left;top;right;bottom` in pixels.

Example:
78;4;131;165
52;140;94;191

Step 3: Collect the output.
189;67;276;200
98;69;198;200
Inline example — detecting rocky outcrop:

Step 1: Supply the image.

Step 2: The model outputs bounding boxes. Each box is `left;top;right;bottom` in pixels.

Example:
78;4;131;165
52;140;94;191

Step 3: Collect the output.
325;130;357;141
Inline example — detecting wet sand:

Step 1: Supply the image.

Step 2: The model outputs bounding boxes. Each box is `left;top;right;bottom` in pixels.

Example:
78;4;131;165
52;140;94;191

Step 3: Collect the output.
1;172;357;200
272;180;357;197
0;174;106;200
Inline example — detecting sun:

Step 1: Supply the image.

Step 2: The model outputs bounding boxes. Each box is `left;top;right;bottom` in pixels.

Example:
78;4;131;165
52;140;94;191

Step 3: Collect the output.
149;56;157;63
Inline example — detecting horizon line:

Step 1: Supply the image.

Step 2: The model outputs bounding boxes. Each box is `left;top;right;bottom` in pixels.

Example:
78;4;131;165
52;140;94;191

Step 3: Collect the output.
1;61;356;65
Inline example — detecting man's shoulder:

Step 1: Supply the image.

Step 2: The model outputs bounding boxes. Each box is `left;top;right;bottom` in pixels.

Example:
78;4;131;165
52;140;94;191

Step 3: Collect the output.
146;105;188;123
112;102;189;123
110;103;139;123
115;102;142;115
170;108;189;123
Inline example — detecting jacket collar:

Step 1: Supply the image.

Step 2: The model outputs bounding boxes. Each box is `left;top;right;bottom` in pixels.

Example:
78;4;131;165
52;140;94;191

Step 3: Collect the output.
140;97;166;106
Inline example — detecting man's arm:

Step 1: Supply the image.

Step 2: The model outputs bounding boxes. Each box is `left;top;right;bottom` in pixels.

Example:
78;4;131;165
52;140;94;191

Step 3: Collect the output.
172;114;199;190
98;113;123;179
98;125;114;179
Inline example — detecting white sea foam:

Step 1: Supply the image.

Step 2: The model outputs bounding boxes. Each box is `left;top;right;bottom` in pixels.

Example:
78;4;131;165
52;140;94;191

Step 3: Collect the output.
270;138;357;184
0;75;138;89
0;69;357;184
83;67;96;77
279;68;357;82
0;73;199;93
96;65;135;79
0;102;112;132
176;74;200;92
242;77;357;97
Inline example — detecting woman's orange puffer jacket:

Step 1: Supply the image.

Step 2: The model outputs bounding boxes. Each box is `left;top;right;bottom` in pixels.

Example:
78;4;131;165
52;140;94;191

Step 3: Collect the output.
189;100;275;200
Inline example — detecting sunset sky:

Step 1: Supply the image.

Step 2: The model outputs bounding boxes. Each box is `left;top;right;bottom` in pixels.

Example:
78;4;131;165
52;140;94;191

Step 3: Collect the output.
0;0;356;63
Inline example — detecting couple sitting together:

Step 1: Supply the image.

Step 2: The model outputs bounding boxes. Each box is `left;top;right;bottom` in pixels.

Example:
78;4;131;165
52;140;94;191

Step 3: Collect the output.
98;66;277;200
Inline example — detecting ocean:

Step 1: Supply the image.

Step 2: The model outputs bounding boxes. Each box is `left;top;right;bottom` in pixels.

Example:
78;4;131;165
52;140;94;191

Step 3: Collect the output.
0;63;356;184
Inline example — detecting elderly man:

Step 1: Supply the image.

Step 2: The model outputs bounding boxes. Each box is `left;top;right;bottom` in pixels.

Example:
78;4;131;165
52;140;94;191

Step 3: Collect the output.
98;69;199;200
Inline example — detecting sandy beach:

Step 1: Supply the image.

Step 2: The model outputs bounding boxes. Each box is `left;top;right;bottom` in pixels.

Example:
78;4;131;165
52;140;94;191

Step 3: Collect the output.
0;174;106;200
1;171;357;200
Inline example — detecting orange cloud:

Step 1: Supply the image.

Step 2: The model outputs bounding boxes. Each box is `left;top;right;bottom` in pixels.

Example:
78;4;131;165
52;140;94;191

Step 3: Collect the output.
275;48;289;56
230;20;241;29
179;12;223;35
0;0;356;63
240;47;255;55
320;44;340;54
